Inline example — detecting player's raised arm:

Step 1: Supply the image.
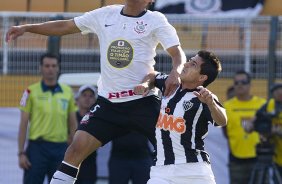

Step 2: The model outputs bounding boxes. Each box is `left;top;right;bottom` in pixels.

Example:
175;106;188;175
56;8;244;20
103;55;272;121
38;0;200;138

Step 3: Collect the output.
5;19;80;42
194;86;227;126
164;45;186;97
134;72;157;96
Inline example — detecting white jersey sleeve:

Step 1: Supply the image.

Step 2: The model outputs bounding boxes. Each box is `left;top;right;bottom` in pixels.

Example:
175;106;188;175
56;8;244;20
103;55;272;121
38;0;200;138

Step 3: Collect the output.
74;6;115;35
152;12;180;50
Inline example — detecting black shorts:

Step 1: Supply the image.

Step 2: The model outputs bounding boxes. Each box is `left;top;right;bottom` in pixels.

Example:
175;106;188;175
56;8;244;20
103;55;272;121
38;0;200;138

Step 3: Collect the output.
78;95;161;146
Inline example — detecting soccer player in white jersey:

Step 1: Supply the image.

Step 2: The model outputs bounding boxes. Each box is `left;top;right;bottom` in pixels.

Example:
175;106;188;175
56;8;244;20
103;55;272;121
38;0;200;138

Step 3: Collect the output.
6;0;186;183
134;50;227;184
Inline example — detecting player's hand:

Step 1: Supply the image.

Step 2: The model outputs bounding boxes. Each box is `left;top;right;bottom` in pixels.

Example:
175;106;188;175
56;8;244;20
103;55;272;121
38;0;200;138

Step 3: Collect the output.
193;86;214;106
164;69;180;97
5;25;26;42
134;83;150;97
18;153;31;169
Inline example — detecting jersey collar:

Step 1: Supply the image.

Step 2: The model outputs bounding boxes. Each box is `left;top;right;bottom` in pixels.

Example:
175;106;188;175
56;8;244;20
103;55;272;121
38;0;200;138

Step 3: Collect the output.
120;8;147;18
179;84;198;93
41;81;63;94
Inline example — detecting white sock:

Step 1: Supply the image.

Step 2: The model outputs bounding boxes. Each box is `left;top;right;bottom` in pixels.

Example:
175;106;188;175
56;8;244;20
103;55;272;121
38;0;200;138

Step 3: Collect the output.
50;171;76;184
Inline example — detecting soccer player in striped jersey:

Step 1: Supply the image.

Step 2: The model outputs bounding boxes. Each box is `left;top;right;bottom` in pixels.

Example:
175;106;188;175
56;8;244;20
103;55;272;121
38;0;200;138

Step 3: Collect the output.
134;50;227;184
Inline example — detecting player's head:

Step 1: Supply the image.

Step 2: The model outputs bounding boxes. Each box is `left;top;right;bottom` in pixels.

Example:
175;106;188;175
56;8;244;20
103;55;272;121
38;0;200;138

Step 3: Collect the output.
126;0;155;8
39;53;60;81
180;50;221;87
198;50;221;87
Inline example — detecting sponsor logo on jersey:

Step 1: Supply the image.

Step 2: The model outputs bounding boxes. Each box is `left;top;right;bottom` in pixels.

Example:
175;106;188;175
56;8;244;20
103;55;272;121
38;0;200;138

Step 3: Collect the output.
20;89;30;107
156;112;186;134
134;21;147;34
183;100;193;111
108;90;135;99
107;40;133;68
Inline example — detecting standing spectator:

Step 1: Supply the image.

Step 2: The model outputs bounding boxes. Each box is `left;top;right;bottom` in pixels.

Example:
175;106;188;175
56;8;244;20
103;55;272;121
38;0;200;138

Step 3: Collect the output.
6;0;186;183
223;70;266;184
109;132;153;184
134;50;227;183
18;53;77;184
75;85;97;184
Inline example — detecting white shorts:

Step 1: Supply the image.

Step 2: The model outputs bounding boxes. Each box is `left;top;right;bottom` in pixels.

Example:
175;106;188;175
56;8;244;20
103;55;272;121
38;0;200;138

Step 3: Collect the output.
147;162;216;184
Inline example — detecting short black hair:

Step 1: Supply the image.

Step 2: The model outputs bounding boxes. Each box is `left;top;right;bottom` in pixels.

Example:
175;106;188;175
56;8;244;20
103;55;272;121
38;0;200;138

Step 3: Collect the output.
234;70;251;82
40;53;60;66
198;50;222;87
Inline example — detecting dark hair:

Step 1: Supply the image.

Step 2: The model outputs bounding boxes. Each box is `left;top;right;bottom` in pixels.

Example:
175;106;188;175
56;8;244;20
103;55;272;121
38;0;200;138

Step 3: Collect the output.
198;50;222;87
40;53;60;66
234;70;251;82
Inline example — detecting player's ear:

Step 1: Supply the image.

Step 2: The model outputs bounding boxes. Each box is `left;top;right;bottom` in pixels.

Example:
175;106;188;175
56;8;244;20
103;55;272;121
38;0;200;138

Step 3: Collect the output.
199;74;207;83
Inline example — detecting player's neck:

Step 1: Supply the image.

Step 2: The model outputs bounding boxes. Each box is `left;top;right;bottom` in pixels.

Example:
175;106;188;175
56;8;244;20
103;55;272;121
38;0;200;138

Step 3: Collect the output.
123;4;147;16
181;82;198;90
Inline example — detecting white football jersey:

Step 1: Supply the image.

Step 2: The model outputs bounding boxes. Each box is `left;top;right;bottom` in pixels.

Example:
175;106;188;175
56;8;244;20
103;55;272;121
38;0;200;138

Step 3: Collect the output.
74;5;180;102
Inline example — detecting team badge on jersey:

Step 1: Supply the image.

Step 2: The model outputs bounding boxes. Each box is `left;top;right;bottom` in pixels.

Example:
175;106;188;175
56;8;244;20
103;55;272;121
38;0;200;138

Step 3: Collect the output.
20;89;30;107
183;100;193;111
134;21;147;34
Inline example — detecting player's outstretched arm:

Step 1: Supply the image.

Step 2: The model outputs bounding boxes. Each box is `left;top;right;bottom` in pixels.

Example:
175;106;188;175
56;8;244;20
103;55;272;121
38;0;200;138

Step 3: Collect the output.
164;45;186;97
5;19;80;42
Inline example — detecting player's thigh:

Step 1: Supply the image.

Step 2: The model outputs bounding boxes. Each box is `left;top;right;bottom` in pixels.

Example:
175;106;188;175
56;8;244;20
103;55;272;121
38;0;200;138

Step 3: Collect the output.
78;98;130;145
64;130;102;165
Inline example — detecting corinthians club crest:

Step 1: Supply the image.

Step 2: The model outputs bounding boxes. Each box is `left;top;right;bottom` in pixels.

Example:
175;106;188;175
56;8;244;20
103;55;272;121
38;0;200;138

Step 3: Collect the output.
134;21;147;34
183;100;193;111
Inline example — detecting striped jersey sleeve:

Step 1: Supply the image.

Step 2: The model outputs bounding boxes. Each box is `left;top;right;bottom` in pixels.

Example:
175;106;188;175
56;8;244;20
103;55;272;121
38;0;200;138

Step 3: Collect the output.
155;72;168;94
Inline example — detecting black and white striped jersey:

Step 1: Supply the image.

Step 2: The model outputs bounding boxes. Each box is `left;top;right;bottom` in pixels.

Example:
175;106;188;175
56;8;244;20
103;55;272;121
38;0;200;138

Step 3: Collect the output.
154;73;222;166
